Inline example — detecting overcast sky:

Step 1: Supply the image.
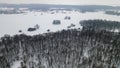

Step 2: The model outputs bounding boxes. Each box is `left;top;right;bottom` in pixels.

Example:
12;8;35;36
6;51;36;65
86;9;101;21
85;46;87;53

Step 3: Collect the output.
0;0;120;6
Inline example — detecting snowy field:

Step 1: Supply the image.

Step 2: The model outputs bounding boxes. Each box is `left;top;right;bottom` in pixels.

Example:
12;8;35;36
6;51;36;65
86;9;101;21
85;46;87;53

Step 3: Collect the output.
0;11;120;37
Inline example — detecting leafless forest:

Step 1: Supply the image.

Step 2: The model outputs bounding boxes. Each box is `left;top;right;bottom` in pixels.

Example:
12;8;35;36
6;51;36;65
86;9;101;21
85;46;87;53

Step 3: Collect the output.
0;28;120;68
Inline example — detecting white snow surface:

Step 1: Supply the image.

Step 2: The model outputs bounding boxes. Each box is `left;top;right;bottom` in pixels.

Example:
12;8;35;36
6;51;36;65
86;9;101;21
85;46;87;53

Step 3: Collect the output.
11;60;22;68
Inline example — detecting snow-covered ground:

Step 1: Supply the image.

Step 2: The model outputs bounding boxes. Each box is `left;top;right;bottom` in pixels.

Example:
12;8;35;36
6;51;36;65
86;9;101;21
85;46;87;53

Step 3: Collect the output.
11;60;22;68
0;11;120;37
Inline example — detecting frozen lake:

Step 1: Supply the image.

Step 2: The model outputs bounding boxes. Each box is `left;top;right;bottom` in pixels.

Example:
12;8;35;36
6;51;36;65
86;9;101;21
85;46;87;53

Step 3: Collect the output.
0;11;120;37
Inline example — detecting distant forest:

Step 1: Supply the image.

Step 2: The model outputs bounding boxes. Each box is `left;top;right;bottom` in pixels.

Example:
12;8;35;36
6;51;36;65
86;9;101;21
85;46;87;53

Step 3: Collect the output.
0;4;120;14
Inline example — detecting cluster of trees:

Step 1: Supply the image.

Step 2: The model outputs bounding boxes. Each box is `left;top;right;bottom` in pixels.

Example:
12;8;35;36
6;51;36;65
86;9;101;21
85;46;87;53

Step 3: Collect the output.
80;19;120;31
0;29;120;68
27;24;40;32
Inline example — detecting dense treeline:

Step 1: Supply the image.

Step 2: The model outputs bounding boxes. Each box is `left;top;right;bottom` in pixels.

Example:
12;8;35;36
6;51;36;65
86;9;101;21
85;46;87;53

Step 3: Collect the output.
0;29;120;68
80;19;120;31
105;11;120;16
